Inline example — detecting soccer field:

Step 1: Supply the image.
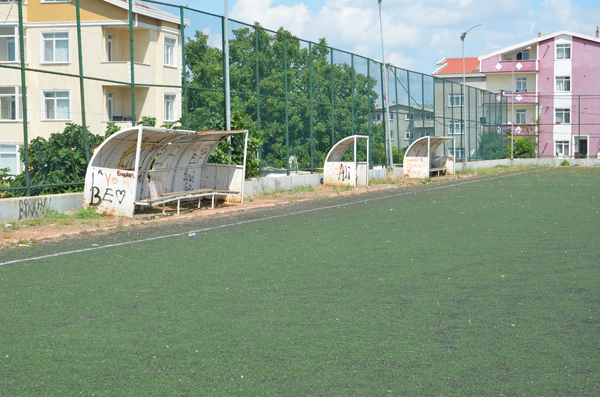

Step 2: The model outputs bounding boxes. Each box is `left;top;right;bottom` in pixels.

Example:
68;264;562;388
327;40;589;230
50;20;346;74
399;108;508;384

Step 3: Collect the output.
1;167;599;396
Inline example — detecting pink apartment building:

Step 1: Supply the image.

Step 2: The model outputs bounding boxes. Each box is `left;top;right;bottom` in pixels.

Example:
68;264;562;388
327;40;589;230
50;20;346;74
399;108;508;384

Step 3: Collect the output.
479;30;600;159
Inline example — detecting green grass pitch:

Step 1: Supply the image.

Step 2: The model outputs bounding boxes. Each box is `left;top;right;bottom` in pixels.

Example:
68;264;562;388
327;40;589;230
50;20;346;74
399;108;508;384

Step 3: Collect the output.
1;166;599;396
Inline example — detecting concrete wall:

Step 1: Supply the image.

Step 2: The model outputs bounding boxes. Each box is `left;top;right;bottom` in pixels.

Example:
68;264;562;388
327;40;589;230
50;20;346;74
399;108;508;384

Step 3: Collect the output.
3;159;599;222
243;173;322;196
0;193;83;223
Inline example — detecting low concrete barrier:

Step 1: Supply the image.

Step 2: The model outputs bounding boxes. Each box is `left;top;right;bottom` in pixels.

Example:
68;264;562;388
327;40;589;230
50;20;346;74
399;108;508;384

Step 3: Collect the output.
0;193;83;223
2;158;598;222
244;173;322;196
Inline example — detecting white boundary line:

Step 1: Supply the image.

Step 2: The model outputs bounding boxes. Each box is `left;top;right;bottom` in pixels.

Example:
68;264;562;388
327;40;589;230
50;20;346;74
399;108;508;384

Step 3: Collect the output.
0;169;546;266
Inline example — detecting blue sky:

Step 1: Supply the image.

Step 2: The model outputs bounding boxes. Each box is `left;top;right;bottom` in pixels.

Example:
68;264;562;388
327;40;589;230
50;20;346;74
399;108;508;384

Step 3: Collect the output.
170;0;600;74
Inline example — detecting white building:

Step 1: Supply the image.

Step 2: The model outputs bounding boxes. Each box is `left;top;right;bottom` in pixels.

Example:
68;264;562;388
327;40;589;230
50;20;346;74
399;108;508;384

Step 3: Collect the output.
0;0;187;174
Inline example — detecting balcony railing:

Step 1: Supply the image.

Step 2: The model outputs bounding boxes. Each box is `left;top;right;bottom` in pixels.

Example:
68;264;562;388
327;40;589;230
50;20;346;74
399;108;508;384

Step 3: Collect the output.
504;91;538;105
481;59;537;73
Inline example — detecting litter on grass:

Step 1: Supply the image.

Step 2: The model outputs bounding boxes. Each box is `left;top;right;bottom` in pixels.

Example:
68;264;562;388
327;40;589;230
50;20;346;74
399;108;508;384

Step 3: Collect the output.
188;233;196;237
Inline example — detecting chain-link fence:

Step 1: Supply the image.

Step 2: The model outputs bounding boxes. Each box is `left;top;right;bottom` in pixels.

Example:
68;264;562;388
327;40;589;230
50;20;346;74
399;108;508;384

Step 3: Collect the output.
1;0;515;197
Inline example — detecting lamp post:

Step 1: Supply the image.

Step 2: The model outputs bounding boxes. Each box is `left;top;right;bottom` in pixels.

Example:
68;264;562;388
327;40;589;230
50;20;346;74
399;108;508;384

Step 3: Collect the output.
460;24;481;164
511;46;531;160
378;0;393;169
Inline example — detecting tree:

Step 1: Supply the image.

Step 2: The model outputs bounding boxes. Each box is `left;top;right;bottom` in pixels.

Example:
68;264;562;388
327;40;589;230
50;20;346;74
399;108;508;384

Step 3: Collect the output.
183;24;384;172
9;123;104;196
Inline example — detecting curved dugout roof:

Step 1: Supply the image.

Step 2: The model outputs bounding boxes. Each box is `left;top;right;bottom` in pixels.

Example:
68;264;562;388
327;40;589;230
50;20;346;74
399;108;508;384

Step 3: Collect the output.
325;135;369;162
404;136;453;157
91;126;244;172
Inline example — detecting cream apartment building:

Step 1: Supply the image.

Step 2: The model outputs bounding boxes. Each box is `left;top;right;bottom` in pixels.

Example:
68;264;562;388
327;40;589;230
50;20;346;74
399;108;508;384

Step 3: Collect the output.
0;0;187;174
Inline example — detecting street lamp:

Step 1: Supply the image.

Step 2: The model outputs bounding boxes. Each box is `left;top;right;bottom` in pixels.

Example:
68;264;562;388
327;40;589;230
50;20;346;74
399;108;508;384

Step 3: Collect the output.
511;46;531;160
460;24;481;164
378;0;393;169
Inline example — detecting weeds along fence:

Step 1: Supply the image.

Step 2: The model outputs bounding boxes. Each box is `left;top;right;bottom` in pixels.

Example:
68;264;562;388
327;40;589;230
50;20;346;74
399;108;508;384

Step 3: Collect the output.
0;0;511;197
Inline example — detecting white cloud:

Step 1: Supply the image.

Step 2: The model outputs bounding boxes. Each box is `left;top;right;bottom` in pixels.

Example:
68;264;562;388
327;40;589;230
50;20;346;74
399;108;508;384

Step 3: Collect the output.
218;0;600;77
202;28;223;50
387;52;416;71
230;0;312;36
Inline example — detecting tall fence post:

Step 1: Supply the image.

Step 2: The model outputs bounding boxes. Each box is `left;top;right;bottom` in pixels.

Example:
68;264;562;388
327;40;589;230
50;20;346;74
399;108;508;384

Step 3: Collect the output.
309;42;314;173
394;69;399;158
351;54;355;136
379;63;386;165
255;25;261;170
284;35;289;175
180;6;188;129
17;0;30;196
75;0;90;163
128;0;136;124
367;61;372;168
330;49;334;148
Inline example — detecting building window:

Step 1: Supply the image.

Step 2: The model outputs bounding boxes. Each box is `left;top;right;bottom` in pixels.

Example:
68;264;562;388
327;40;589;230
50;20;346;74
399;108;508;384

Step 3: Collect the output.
164;93;176;121
516;110;526;125
449;94;463;107
516;77;527;93
556;44;571;59
405;130;411;140
42;32;69;63
0;87;22;120
0;26;19;62
107;34;113;62
0;144;20;175
371;113;381;121
389;112;394;120
449;121;464;135
43;90;70;120
405;113;413;121
515;110;526;125
389;131;394;141
449;147;464;160
555;108;570;124
107;92;113;121
556;76;571;92
164;36;177;67
516;50;530;60
555;141;569;157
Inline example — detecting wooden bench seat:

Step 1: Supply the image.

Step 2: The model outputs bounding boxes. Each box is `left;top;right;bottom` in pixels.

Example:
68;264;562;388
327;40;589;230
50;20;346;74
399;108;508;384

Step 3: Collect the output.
429;167;447;177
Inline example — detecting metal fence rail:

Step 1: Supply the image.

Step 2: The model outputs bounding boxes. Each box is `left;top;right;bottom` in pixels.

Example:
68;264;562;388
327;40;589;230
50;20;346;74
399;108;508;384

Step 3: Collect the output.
0;0;512;197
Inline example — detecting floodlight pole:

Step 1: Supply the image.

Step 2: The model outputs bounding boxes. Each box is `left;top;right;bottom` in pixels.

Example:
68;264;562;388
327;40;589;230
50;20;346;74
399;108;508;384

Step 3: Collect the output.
378;0;393;169
460;23;481;165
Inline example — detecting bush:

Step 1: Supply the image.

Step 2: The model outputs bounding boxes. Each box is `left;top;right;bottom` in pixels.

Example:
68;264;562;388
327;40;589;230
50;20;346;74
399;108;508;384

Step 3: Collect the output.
511;136;536;158
9;123;104;196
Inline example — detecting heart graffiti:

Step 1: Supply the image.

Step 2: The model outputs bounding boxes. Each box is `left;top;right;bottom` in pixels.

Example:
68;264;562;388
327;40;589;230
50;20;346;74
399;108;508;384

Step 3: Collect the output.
115;190;126;204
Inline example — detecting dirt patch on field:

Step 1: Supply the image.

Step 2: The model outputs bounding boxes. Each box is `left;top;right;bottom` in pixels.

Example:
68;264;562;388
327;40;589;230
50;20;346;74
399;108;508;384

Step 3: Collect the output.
1;174;461;247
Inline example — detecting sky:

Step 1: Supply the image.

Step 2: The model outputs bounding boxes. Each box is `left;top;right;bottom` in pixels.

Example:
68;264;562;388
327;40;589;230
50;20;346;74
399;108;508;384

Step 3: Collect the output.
170;0;600;75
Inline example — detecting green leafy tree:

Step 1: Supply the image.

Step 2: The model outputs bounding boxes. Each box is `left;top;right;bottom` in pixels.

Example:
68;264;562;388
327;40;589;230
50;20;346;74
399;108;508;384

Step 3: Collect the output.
509;136;535;158
105;122;121;138
10;123;104;195
184;24;383;172
137;116;157;127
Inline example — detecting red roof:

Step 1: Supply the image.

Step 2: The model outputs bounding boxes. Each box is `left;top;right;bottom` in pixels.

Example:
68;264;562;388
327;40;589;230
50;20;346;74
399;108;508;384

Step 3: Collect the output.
434;57;480;74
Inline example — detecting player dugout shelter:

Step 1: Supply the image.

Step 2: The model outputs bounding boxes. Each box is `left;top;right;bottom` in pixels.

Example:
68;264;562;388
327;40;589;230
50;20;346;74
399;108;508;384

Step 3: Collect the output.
403;136;455;179
83;126;248;217
323;135;369;187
